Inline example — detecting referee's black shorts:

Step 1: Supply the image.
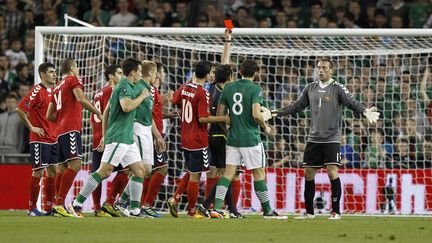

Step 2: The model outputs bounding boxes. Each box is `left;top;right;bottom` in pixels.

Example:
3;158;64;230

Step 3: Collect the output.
302;142;341;168
209;135;226;169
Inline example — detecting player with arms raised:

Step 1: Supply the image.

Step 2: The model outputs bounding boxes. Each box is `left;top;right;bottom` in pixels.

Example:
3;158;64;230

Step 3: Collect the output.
272;58;380;220
16;63;57;216
168;60;229;218
46;58;101;217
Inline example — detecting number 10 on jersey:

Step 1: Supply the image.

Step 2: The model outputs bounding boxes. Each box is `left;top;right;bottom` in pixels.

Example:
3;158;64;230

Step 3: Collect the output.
181;99;193;123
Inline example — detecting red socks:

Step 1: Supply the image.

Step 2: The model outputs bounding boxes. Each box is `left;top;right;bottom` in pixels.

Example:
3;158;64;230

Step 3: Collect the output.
92;184;102;211
174;172;190;202
231;179;241;207
105;172;128;205
144;172;165;207
205;177;219;198
29;176;41;210
55;168;77;205
43;177;55;212
186;181;200;215
140;178;150;207
55;172;63;195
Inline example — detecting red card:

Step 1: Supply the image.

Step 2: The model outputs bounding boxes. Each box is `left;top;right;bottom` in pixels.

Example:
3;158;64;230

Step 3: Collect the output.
224;19;234;30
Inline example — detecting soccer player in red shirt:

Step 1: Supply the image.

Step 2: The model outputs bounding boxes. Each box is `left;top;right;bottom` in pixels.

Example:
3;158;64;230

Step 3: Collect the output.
89;64;128;217
46;58;101;217
167;61;229;218
16;63;57;216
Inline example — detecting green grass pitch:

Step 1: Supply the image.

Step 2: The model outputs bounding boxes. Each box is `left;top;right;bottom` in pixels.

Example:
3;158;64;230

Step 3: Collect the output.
0;211;431;243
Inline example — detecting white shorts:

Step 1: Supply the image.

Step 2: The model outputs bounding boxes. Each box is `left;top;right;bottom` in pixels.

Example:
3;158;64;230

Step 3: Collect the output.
226;143;266;170
133;122;154;165
101;142;141;168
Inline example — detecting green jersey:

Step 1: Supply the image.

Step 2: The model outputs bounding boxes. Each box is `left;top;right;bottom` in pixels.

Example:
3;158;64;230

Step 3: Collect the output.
134;80;153;126
219;79;262;147
105;78;137;144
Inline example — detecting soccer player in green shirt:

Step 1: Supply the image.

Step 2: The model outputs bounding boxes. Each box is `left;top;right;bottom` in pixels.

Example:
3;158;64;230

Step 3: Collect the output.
69;58;150;218
116;60;166;218
210;59;287;219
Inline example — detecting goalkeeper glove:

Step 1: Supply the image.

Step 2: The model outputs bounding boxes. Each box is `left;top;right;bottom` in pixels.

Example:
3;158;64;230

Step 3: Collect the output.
260;106;273;121
363;107;380;124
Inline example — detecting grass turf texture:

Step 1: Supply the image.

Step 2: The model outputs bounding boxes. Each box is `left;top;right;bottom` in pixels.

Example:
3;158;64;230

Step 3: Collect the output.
0;211;431;243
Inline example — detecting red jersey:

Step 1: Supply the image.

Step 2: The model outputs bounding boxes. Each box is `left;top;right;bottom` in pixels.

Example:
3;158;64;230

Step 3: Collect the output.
151;85;163;134
90;84;113;149
51;75;84;137
17;83;56;143
172;82;210;150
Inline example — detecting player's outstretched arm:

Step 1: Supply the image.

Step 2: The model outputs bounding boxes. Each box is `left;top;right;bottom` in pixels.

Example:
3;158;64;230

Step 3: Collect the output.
73;87;102;120
198;115;229;124
271;85;310;117
120;88;150;112
420;66;430;106
221;29;232;65
16;107;45;136
252;103;272;135
46;102;57;122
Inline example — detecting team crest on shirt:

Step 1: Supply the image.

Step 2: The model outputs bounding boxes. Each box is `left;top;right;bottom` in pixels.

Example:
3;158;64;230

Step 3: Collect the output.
324;96;331;102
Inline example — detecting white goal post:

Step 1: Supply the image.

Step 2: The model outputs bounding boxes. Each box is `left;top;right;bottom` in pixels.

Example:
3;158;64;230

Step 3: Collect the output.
35;27;432;214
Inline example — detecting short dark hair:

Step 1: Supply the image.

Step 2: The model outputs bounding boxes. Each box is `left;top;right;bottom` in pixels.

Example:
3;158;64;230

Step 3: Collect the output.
155;62;163;72
318;57;334;69
6;93;18;101
38;62;55;78
122;58;141;77
215;64;232;83
104;64;121;80
15;63;27;73
240;59;259;77
194;60;212;79
60;58;76;75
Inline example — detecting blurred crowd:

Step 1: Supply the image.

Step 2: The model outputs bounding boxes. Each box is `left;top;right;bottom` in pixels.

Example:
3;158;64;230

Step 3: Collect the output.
0;0;431;168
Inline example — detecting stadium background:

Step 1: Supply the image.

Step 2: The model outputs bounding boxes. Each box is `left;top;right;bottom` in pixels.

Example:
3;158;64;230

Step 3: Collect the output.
0;0;432;215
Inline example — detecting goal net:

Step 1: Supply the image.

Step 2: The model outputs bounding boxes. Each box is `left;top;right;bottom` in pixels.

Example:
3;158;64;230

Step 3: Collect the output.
35;27;432;215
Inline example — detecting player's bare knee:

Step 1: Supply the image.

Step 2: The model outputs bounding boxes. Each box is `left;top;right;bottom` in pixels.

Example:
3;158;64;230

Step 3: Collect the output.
46;166;57;178
207;167;217;178
97;163;114;179
130;163;145;178
222;165;237;181
326;165;339;180
56;163;67;173
32;169;44;178
189;172;201;182
252;168;266;181
143;164;152;178
155;166;167;176
68;159;82;172
304;167;317;181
